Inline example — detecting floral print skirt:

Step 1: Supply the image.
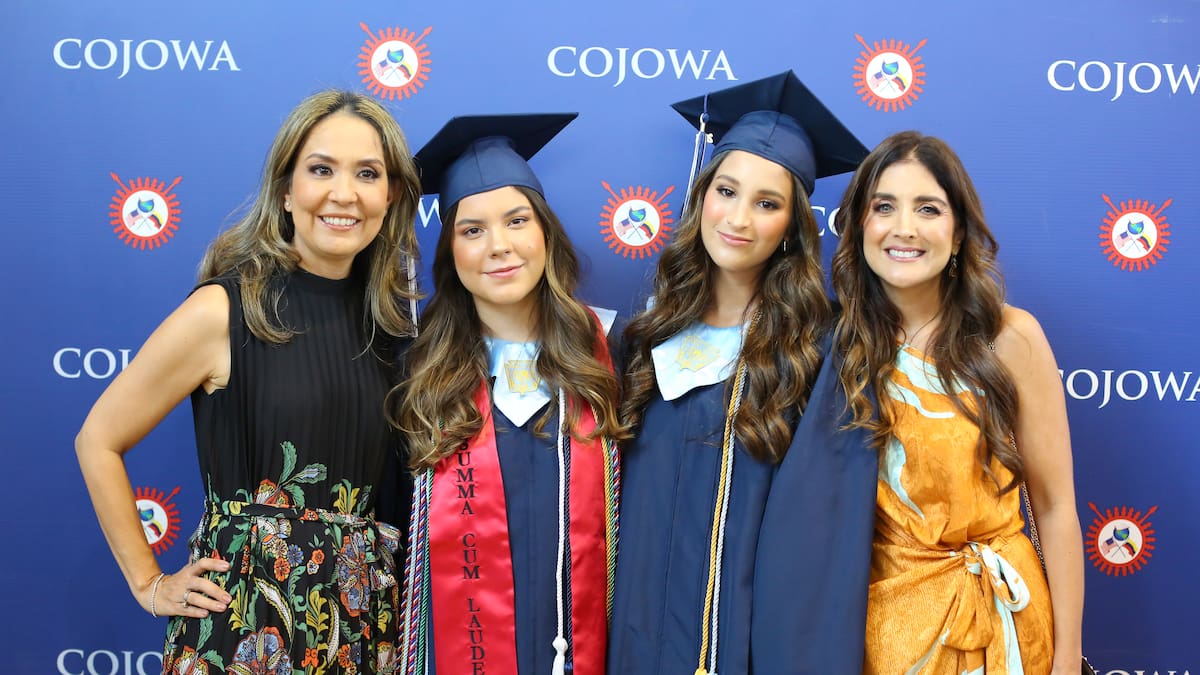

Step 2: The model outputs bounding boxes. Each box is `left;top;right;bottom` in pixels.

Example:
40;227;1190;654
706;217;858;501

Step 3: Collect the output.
163;500;401;675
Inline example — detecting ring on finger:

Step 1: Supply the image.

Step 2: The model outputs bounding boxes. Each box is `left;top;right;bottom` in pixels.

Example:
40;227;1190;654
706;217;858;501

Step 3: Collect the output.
181;590;192;608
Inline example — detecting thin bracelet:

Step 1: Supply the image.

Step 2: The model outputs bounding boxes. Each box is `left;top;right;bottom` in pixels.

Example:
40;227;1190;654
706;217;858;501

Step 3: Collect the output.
149;572;167;618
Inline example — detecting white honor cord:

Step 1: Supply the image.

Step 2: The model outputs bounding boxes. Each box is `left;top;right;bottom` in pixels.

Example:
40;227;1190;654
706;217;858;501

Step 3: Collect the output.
551;389;569;675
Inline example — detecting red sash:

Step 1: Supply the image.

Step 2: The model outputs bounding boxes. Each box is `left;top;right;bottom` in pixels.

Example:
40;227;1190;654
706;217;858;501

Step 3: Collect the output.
427;382;609;674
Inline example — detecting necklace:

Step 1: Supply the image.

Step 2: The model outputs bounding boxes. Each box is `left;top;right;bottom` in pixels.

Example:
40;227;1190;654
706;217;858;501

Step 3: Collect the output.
900;313;940;349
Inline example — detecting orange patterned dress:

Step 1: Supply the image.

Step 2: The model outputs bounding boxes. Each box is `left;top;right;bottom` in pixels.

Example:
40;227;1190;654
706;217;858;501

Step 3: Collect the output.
864;346;1054;674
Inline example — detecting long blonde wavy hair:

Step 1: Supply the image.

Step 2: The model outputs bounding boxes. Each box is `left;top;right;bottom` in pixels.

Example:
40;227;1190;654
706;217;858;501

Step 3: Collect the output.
197;89;422;344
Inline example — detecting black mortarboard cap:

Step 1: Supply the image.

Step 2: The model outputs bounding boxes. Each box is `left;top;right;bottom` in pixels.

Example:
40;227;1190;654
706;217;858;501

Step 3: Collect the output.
414;113;577;211
671;70;868;195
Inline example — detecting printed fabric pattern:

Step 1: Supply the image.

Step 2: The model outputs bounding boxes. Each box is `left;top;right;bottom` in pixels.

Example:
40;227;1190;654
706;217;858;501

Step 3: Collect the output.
864;345;1054;674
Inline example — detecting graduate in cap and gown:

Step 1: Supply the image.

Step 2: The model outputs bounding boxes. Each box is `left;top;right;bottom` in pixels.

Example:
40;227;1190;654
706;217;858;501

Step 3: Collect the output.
387;114;625;675
608;71;879;674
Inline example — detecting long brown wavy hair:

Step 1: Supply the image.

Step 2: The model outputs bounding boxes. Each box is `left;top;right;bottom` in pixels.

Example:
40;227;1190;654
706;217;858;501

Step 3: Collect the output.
197;90;422;344
391;186;628;470
831;130;1022;492
620;151;832;464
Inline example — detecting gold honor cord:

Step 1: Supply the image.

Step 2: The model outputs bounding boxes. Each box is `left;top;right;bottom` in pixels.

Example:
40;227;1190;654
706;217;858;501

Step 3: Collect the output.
601;421;619;620
695;355;750;675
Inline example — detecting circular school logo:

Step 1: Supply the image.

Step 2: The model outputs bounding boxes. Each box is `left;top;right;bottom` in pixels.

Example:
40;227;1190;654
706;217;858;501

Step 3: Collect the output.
1086;502;1157;576
853;34;927;112
135;486;182;555
358;23;432;100
1100;194;1172;271
599;182;675;259
109;174;182;249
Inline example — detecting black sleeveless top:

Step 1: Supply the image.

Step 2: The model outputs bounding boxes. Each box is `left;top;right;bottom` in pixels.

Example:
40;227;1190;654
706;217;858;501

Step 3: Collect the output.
190;268;398;512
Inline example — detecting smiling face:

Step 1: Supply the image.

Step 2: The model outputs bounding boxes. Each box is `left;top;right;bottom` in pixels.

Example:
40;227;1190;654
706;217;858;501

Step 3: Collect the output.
283;112;393;279
862;159;962;303
451;186;548;333
699;150;794;286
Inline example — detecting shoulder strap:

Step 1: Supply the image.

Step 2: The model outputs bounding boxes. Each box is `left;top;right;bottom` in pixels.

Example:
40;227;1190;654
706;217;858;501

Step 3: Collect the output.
1007;432;1047;572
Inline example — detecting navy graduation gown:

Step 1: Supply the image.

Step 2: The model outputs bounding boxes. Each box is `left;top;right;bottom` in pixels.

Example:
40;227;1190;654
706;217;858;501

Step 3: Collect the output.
609;378;774;675
425;402;565;675
608;343;877;674
750;346;878;673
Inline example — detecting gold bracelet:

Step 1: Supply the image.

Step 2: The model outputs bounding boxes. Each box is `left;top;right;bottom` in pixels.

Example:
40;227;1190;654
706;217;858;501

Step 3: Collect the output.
148;572;167;618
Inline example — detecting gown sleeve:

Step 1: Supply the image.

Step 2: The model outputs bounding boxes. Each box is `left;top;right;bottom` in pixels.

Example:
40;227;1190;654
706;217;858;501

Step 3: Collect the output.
750;337;879;674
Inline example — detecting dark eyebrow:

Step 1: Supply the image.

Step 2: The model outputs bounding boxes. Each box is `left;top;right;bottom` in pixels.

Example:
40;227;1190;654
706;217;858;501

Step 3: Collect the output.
715;174;786;201
871;191;948;207
303;152;385;168
455;205;533;229
756;188;788;201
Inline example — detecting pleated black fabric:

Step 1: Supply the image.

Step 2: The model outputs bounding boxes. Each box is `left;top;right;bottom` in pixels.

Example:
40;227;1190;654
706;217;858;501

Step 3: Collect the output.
191;269;394;502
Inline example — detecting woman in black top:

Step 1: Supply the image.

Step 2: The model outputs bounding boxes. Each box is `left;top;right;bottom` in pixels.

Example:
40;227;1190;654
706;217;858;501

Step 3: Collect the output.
75;89;421;674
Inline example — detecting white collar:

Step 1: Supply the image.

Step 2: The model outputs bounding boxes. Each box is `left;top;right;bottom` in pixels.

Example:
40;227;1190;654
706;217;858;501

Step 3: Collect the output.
485;337;550;427
481;305;617;426
651;320;745;401
587;305;617;337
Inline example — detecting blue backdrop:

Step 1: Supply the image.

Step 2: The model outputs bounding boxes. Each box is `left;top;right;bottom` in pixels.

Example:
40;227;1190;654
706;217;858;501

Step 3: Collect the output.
2;1;1195;672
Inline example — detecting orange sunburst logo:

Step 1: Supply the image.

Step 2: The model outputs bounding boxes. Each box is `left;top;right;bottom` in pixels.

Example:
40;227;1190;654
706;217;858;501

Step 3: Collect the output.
1099;194;1171;271
109;174;181;250
600;182;675;259
358;23;432;101
1086;502;1157;576
135;485;182;555
853;34;927;112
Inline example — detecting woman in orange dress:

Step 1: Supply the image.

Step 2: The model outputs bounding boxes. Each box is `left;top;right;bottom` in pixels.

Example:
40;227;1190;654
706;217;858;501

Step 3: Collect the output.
831;131;1085;673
